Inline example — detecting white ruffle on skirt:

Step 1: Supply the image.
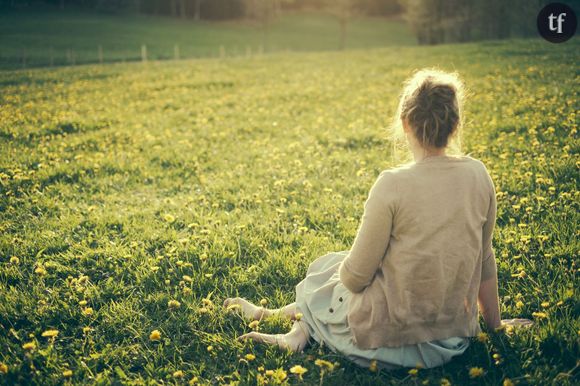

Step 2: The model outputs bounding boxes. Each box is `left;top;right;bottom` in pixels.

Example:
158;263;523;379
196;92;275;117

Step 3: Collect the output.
295;250;470;370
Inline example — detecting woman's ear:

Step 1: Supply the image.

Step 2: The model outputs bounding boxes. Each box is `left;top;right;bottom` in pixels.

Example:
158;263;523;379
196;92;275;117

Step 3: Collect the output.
402;119;411;134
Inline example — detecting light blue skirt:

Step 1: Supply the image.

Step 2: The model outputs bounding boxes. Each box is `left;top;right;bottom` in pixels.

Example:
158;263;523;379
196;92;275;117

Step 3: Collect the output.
295;250;470;370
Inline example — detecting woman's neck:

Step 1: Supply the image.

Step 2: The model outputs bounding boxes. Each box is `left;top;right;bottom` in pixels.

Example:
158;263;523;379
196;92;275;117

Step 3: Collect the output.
411;145;447;162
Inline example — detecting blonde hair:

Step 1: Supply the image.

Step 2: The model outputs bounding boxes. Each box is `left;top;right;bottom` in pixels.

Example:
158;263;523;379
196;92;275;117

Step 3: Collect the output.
389;68;465;164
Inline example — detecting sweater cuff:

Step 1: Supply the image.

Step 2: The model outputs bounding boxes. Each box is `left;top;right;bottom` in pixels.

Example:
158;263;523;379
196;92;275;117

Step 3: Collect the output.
339;258;366;293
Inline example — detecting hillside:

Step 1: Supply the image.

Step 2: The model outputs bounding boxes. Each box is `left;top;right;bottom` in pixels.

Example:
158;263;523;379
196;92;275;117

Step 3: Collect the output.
0;38;578;384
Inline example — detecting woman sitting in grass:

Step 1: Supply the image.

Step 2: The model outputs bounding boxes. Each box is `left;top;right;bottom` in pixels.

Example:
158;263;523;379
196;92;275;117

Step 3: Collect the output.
224;69;532;370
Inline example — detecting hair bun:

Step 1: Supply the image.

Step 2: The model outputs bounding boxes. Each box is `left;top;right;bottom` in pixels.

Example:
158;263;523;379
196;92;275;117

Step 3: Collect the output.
398;69;463;149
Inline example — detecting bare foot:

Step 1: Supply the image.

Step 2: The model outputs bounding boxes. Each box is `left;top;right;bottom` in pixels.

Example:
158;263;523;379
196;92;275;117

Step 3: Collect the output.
237;332;305;353
223;297;269;321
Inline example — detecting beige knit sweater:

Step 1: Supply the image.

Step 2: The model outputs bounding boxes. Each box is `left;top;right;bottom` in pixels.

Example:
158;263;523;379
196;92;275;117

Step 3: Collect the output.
338;154;497;349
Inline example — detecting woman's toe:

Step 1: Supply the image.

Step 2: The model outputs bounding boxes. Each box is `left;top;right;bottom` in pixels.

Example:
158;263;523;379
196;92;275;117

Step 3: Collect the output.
237;332;255;341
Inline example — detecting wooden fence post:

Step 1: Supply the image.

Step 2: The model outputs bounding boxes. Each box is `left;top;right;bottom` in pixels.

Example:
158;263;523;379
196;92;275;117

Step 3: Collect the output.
174;44;180;60
21;48;26;68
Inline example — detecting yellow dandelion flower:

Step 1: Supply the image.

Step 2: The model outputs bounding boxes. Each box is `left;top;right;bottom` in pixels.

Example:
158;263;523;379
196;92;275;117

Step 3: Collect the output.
440;378;451;386
295;312;303;321
532;311;548;319
82;307;94;316
556;300;564;306
408;368;418;376
198;307;209;314
272;368;287;382
0;363;8;374
265;370;274;376
244;353;256;361
22;342;35;351
248;320;259;329
168;300;181;309
182;275;193;283
511;271;526;279
541;301;550;308
41;329;59;338
227;304;241;311
314;359;334;371
369;360;378;372
469;367;484;378
173;370;183;378
290;365;308;380
257;366;265;372
78;300;88;306
503;378;514;386
189;376;199;385
515;300;524;309
163;214;176;223
477;332;489;343
63;370;73;378
260;299;268;306
206;345;213;352
9;256;19;264
83;327;92;334
35;266;47;276
149;330;161;341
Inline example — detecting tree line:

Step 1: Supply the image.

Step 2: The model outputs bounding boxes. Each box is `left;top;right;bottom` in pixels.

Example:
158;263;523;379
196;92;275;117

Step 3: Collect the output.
2;0;578;44
0;0;402;20
399;0;577;44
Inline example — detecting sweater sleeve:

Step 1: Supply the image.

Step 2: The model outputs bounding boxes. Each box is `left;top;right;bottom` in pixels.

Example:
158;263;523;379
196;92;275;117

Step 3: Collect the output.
339;171;397;293
481;168;498;282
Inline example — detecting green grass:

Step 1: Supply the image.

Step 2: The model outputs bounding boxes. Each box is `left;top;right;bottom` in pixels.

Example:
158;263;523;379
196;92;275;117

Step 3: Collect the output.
0;37;579;385
0;9;415;70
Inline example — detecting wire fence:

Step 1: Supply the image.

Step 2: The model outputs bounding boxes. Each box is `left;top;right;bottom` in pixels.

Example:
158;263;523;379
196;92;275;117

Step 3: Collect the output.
0;43;287;71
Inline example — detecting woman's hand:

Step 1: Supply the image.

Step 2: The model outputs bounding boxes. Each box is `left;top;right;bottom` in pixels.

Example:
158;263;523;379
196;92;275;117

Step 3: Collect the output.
501;318;534;327
497;318;534;332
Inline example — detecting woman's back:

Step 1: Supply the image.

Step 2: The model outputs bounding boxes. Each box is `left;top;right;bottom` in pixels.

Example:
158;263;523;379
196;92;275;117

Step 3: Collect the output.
340;154;497;349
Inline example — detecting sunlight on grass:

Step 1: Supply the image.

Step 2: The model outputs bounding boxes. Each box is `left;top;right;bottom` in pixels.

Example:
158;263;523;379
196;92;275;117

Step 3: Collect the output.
0;38;578;384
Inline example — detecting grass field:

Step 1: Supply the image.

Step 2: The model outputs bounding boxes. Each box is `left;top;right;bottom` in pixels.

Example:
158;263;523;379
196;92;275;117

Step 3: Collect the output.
0;37;579;385
0;9;414;70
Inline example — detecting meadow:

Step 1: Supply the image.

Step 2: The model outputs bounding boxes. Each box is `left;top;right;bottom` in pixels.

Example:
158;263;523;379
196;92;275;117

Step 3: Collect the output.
0;9;414;70
0;37;579;385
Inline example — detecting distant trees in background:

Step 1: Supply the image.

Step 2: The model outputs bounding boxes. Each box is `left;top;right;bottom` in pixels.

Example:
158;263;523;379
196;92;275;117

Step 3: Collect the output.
2;0;579;44
0;0;401;19
400;0;554;44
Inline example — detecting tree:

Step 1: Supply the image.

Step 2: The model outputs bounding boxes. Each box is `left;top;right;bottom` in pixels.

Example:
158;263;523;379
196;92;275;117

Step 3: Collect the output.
399;0;517;44
178;0;186;19
193;0;205;21
327;0;359;50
